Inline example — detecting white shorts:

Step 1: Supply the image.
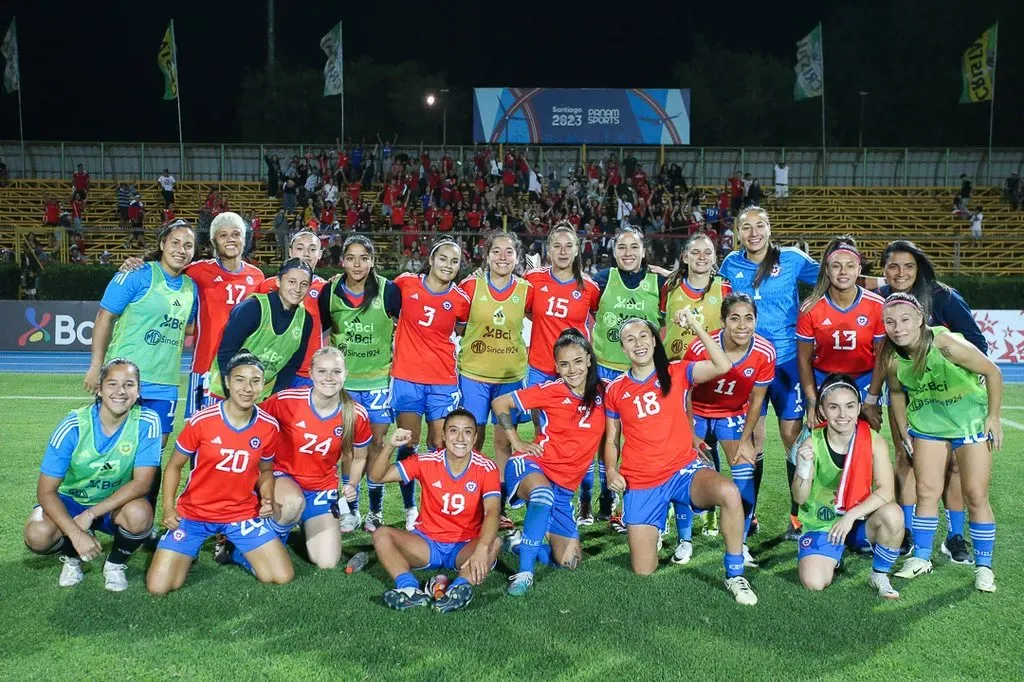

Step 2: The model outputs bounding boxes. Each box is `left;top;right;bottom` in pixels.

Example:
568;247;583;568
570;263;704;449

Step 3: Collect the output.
775;184;789;198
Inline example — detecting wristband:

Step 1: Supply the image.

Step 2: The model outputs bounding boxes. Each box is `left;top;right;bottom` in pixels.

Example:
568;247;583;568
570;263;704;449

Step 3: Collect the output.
864;393;880;406
796;456;813;480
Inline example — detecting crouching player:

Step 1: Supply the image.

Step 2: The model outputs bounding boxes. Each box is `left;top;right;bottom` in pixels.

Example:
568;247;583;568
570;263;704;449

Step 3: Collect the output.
146;353;293;594
24;359;161;591
369;409;502;613
792;374;904;599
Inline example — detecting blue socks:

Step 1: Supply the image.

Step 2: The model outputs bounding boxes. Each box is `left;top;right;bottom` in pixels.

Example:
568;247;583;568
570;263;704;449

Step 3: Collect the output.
872;544;901;574
231;546;254;575
912;515;939;560
395;572;418;589
342;475;360;514
946;509;966;539
368;482;384;513
732;463;756;539
598;461;610;499
969;521;995;567
673;502;693;542
267;518;294;546
901;504;915;532
579;465;594;503
724;552;745;578
519;486;554;574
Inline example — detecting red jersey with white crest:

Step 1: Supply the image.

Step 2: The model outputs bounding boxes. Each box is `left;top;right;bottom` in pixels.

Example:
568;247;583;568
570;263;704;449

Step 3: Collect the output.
261;387;372;490
185;259;265;373
173;404;279;523
397;450;500;542
392;273;470;384
796;288;885;375
684;330;776;417
524;267;601;375
604;361;696;489
257;274;329;378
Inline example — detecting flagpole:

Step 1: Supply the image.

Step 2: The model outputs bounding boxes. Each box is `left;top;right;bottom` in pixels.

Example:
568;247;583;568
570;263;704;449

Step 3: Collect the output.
172;19;184;180
15;38;23;178
819;22;826;185
986;21;997;186
340;21;345;145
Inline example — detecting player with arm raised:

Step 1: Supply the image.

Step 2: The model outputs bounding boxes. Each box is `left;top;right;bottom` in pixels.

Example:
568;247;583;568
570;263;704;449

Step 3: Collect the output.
603;314;757;605
492;328;606;596
368;409;502;613
389;237;471;531
24;359;161;591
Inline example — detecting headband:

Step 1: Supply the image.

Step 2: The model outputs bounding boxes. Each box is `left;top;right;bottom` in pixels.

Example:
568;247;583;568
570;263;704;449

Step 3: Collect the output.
430;240;458;258
278;259;313;279
882;294;923;313
819;381;862;402
827;246;860;263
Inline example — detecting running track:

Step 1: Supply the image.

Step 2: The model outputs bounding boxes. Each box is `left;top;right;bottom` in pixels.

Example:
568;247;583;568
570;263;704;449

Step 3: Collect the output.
3;351;1024;383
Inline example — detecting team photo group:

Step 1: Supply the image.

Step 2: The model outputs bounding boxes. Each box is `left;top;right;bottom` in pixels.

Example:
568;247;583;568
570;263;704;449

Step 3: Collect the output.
23;204;1003;612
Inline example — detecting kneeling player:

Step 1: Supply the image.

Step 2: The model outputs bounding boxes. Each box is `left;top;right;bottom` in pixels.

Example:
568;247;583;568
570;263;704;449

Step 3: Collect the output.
369;410;501;613
260;347;372;568
792;374;904;599
146;354;293;595
24;359;161;591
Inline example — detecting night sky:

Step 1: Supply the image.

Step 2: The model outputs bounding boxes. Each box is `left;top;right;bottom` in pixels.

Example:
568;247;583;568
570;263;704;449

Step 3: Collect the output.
0;0;1017;144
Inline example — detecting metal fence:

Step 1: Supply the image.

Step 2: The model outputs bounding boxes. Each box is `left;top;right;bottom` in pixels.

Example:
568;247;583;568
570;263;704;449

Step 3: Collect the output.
1;141;1022;187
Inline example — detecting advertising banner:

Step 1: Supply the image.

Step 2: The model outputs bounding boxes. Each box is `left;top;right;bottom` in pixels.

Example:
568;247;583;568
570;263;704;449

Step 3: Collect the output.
473;88;690;145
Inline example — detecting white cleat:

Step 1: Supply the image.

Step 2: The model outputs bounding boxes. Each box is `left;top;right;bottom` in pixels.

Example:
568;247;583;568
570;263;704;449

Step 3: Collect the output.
974;566;996;593
363;511;383;532
868;571;900;600
894;556;933;579
339;511;362;534
725;576;758;606
671;540;693;565
502;529;523;554
58;556;84;587
743;545;759;569
102;561;129;592
404;508;419;532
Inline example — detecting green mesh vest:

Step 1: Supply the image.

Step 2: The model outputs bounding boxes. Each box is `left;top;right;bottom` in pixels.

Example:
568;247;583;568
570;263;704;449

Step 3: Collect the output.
592;269;661;371
797;427;846;533
328;276;394;391
58;405;143;506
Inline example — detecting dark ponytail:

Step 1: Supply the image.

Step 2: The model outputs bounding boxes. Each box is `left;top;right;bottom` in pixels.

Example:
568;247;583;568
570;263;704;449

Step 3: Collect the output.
552;328;603;410
618;317;672;397
341;234;379;312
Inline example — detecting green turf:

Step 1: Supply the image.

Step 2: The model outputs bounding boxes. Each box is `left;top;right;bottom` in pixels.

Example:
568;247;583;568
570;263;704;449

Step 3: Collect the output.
1;374;1021;681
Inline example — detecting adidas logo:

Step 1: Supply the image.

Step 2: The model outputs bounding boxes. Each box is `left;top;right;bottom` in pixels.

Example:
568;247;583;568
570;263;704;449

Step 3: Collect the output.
480;295;489;302
214;275;223;283
173;300;182;307
562;397;572;405
623;391;632;399
411;293;419;300
211;436;223;444
296;420;306;428
821;318;833;326
735;272;744;279
432;480;443;489
540;285;549;292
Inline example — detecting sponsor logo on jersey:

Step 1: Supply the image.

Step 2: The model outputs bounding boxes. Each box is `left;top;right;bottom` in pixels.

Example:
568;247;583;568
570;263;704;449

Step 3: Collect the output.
432;480;443;489
816;507;836;522
309;289;320;299
173;299;182;308
119;441;134;454
214;276;224;283
735;271;744;279
511;295;521;304
410;293;419;300
800;536;812;548
249;437;262;449
291;327;302;340
744;367;755;377
465;481;478;493
540;285;549;292
856;315;868;326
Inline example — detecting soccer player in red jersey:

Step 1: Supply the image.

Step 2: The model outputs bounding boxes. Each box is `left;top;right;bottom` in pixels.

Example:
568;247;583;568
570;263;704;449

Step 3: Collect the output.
256;230;329;388
797;238;885;414
147;354;292;594
603;315;758;605
492;329;606;596
261;348;372;569
368;409;502;613
683;294;776;566
390;238;471;531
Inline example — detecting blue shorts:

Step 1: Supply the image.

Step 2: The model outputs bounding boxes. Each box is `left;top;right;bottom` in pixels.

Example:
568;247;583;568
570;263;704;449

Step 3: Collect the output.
597;365;624;383
141;397;177;435
909;429;990;452
157;516;278;559
289;375;314;389
761;356;804;421
526;365;558;387
797;520;870;563
390;378;461;422
813;369;873;400
504;456;579;540
273;472;339;524
623;459;710;531
412;529;470;570
39;493;120;536
459;375;527;425
349;388;393;424
693;413;747;443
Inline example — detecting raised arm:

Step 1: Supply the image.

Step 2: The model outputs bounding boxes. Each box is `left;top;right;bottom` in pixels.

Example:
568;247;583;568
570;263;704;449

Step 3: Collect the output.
367;429;413;484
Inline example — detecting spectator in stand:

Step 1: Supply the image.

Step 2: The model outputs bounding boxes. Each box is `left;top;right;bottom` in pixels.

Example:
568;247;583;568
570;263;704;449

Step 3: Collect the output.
1004;172;1020;208
163;202;176;225
302;169;320;208
273;207;288;260
335;139;350;186
969;206;983;246
774;160;790;208
116;180;132;229
157;169;176;207
320;202;337;232
247;210;261;259
44;197;61;227
265;154;282;197
323;177;339;206
391;195;408;230
71;191;86;236
99;249;112;266
127;194;146;249
283;177;298;214
728;171;744;215
72;164;90;200
746;178;763;207
718;225;735;258
958;174;972;212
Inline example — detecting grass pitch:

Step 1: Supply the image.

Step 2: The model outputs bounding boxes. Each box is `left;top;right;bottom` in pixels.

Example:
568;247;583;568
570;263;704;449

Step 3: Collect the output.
0;374;1021;681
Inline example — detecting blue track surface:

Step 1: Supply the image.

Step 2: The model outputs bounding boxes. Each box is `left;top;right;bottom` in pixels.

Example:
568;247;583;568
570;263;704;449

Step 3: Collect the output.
4;351;1024;383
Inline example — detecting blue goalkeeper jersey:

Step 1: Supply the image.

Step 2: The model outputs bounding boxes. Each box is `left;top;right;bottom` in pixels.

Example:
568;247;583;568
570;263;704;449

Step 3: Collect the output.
720;247;819;363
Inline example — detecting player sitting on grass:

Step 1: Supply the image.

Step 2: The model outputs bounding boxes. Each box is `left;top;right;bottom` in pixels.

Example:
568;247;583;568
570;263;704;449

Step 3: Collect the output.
24;359;161;591
792;373;905;599
368;409;502;613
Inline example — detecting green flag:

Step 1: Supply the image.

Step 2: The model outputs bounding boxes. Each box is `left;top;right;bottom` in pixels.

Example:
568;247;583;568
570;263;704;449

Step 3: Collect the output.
158;21;178;101
1;18;19;94
320;21;343;97
794;24;823;101
959;23;997;104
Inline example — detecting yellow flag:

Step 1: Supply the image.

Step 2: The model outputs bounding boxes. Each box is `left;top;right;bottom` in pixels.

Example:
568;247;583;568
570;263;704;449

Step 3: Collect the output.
959;23;997;104
158;21;178;101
